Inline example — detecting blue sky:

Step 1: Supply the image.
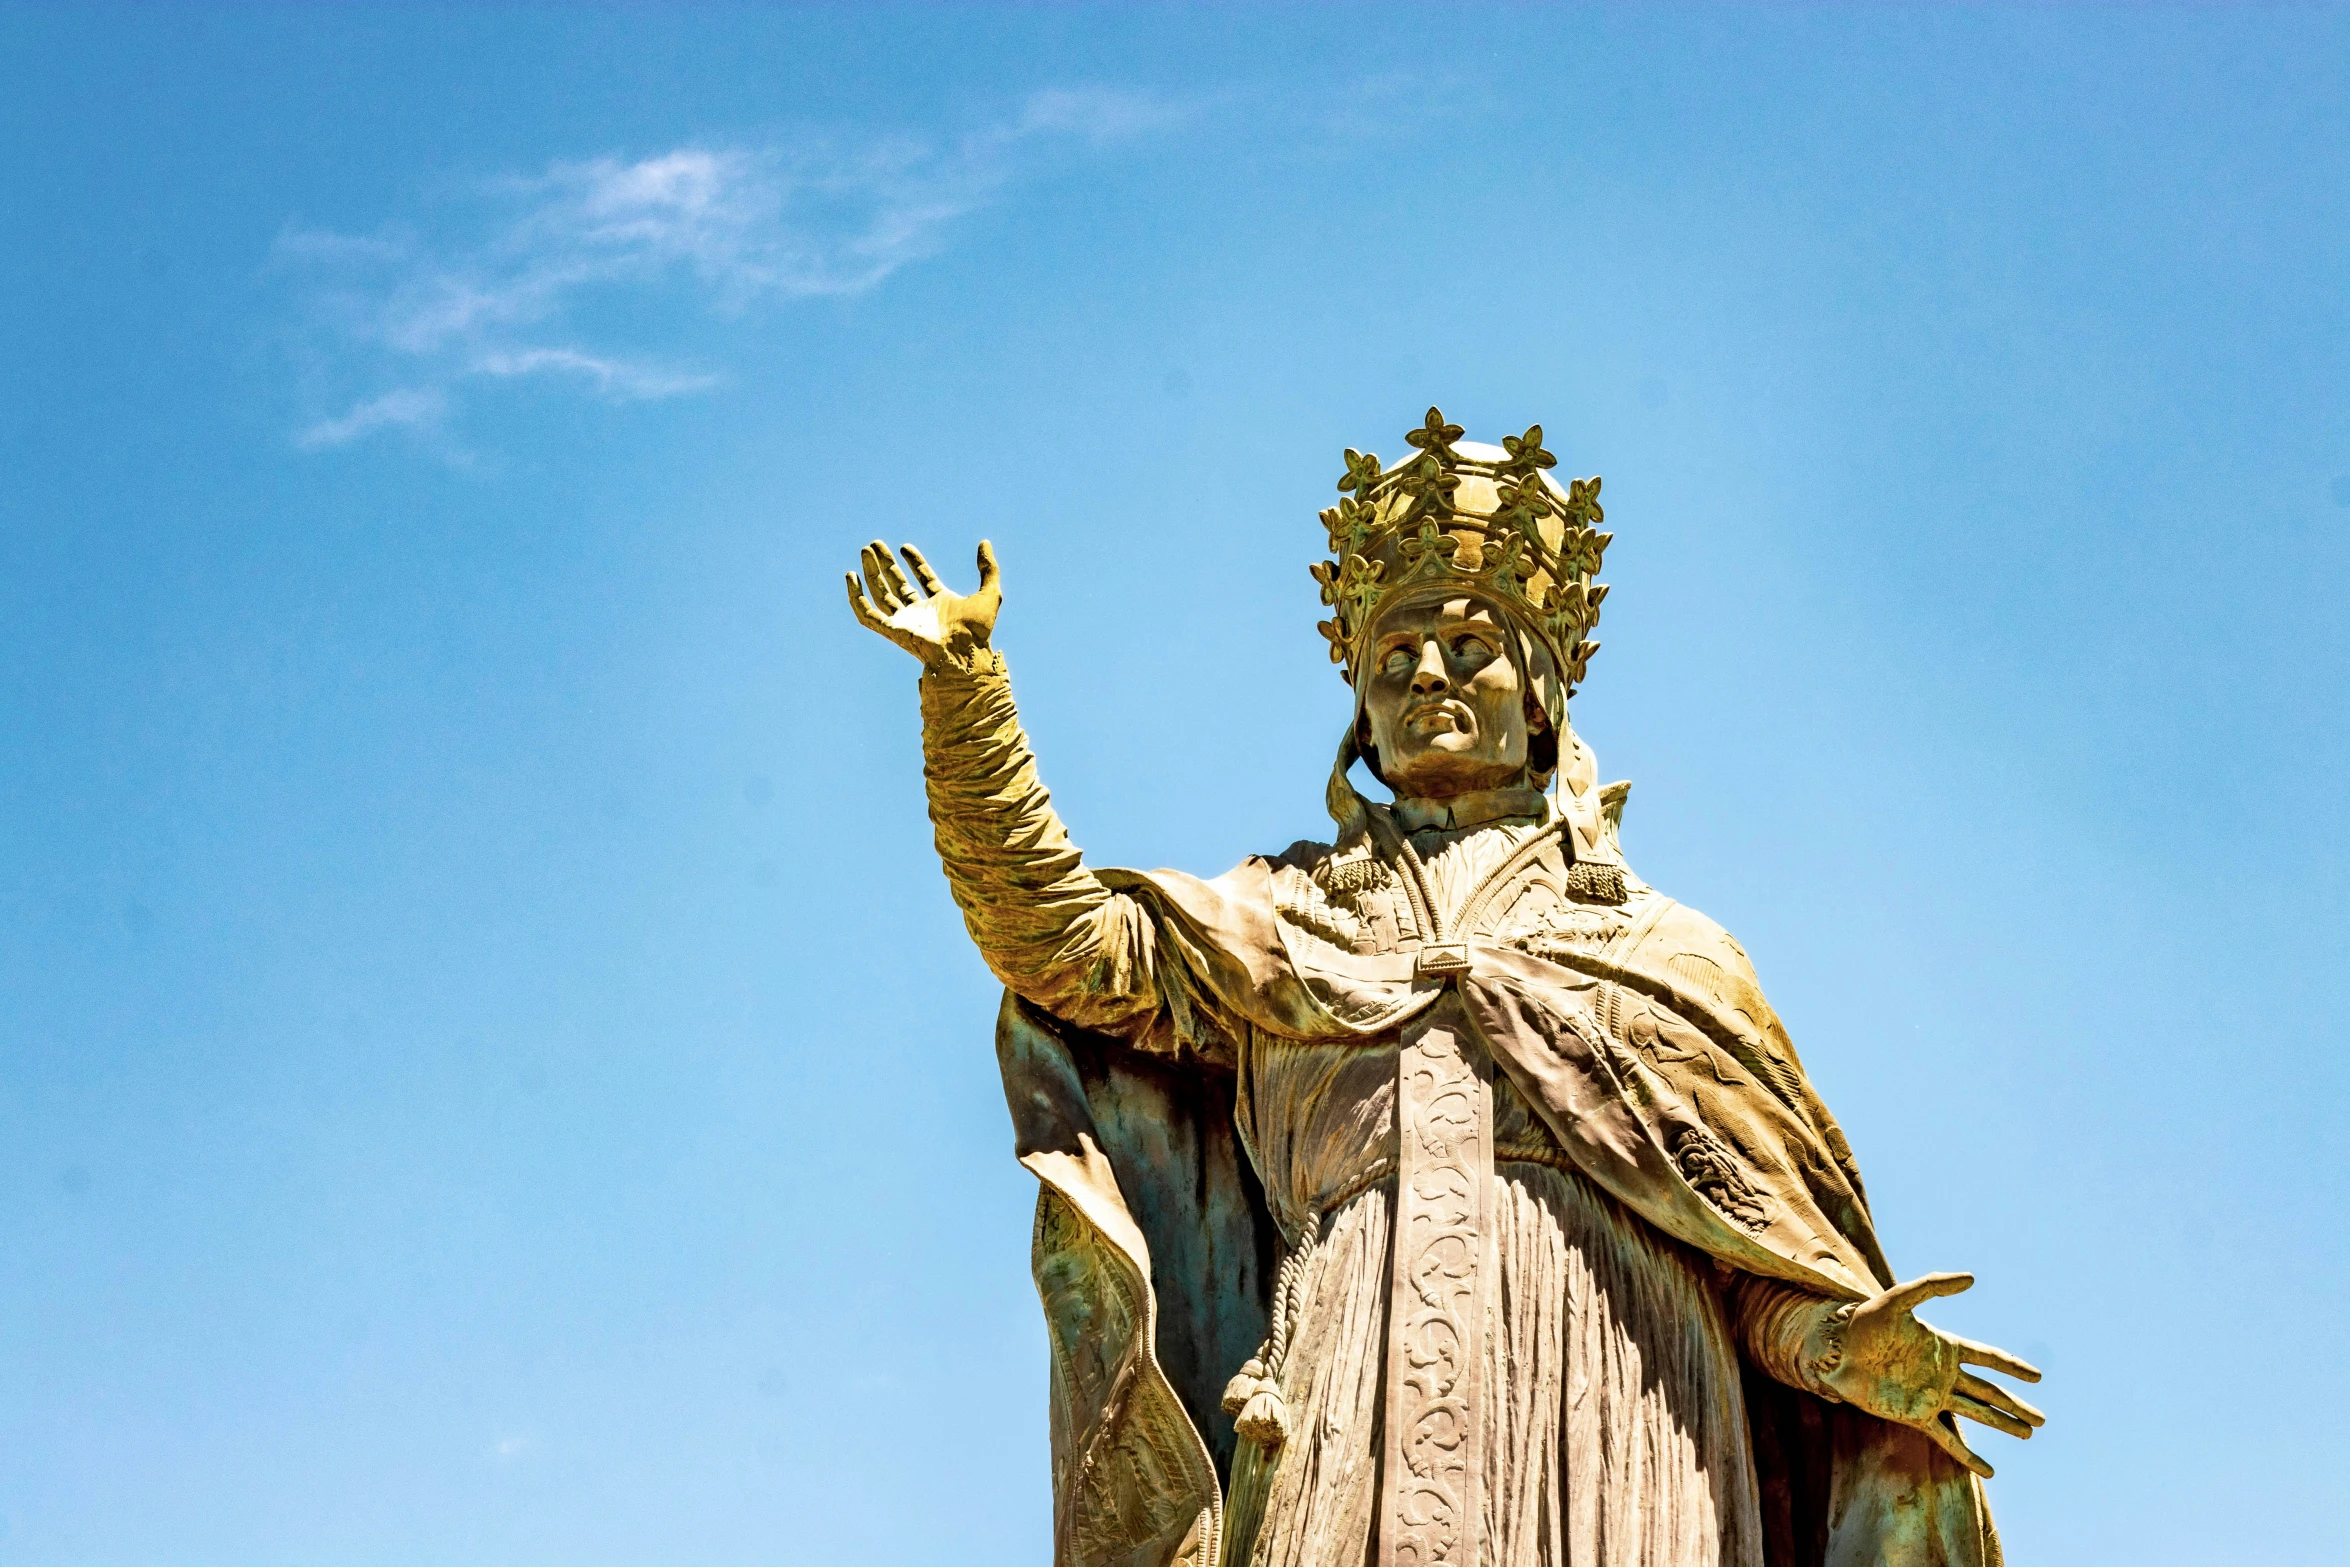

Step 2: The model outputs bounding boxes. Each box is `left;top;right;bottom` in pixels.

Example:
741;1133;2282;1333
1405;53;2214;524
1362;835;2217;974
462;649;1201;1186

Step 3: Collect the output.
1;5;2345;1564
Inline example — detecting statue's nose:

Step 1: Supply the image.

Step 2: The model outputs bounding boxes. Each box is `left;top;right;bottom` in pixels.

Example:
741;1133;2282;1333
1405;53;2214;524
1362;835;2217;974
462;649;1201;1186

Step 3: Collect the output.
1410;639;1449;696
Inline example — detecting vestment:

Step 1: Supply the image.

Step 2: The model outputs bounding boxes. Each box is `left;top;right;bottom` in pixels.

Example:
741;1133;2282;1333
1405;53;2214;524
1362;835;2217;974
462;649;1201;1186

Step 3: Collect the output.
925;661;1999;1567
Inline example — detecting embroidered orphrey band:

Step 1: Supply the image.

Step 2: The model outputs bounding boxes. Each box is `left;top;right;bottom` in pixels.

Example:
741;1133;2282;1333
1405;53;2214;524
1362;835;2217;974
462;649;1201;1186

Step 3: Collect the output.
1378;1017;1492;1567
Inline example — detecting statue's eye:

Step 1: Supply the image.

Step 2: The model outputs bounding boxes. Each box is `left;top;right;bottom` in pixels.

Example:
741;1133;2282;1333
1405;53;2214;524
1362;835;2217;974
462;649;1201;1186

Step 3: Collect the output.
1449;632;1491;660
1381;646;1415;676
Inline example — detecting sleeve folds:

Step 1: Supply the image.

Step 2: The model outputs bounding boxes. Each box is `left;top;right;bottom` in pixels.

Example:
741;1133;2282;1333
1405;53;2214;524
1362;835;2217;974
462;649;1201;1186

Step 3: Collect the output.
920;660;1165;1038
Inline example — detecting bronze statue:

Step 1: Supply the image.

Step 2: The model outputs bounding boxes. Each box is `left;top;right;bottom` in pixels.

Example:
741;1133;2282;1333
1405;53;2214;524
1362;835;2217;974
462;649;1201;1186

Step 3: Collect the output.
848;409;2043;1567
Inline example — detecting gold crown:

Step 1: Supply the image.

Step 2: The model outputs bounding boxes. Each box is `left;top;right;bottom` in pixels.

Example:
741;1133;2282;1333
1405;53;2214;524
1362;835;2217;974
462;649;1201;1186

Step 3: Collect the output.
1313;407;1611;695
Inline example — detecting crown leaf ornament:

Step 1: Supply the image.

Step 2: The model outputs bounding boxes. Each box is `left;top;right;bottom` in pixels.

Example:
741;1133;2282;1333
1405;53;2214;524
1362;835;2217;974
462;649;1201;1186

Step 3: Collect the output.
1313;407;1612;705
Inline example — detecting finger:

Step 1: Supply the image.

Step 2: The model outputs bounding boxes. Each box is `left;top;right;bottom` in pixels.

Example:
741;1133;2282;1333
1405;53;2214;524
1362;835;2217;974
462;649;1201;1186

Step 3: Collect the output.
901;544;946;598
860;545;905;612
1956;1373;2045;1429
1882;1272;1975;1314
1920;1412;1994;1479
1947;1334;2042;1384
857;546;893;611
870;539;917;607
1949;1392;2036;1442
845;572;886;629
975;538;1001;592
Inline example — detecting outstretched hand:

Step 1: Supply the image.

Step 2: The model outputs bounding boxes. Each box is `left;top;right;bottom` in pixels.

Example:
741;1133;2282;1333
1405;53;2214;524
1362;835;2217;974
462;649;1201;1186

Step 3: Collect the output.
1816;1272;2046;1478
846;539;1003;669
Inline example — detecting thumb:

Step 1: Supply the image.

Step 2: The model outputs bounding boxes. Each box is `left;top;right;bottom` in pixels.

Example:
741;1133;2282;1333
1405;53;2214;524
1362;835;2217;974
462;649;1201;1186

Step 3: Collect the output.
1882;1272;1974;1315
975;538;1001;593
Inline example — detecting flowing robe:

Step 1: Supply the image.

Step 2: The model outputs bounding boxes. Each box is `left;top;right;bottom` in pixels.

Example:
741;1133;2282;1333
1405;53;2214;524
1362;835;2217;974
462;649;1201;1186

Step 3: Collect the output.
924;660;2002;1567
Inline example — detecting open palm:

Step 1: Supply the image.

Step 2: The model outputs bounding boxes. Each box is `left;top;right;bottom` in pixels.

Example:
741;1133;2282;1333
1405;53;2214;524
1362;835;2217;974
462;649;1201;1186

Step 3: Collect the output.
1819;1272;2046;1477
845;539;1003;669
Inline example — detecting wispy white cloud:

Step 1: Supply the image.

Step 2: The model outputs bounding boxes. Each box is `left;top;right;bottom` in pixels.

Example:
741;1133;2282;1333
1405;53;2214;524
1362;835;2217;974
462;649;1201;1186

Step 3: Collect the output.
467;347;720;400
295;387;446;451
278;87;1184;455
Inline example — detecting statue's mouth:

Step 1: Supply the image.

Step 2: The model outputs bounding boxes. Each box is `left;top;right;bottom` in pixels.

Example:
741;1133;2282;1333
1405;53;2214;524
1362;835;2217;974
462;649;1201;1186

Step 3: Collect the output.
1401;701;1471;737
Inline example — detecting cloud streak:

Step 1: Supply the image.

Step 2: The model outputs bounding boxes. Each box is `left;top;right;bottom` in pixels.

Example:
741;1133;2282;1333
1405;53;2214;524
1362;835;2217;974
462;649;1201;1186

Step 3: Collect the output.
294;388;445;451
279;88;1183;453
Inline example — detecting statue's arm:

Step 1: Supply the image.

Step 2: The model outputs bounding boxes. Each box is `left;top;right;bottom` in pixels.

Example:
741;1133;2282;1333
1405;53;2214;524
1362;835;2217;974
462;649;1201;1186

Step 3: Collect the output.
1724;1269;1845;1397
848;538;1176;1040
918;656;1168;1037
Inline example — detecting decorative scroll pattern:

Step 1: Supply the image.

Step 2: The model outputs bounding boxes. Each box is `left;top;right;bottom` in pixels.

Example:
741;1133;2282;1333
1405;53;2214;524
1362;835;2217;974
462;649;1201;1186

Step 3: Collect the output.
1379;1020;1492;1567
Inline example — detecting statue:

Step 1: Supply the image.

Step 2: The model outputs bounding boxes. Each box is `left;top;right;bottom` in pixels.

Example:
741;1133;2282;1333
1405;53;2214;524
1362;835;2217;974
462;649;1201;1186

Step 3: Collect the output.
846;409;2044;1567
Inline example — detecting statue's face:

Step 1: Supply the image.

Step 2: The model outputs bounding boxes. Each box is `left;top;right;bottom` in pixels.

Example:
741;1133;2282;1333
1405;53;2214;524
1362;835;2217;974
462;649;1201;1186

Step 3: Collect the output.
1360;594;1536;799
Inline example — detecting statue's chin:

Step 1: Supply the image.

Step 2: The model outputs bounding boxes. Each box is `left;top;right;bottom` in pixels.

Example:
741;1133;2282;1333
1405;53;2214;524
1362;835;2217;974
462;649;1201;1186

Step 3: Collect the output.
1384;750;1525;800
1397;734;1491;767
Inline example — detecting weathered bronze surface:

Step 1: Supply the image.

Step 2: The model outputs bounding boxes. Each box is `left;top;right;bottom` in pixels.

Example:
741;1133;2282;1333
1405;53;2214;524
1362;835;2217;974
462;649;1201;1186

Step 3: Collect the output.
849;410;2044;1567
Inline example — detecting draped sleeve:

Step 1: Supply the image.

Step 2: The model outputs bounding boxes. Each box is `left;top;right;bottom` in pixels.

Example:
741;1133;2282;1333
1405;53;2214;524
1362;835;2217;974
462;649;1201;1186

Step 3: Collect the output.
921;658;1227;1062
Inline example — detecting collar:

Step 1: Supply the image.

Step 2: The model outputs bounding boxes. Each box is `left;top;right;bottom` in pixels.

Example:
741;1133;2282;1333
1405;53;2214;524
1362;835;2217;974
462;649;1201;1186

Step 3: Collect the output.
1391;786;1551;833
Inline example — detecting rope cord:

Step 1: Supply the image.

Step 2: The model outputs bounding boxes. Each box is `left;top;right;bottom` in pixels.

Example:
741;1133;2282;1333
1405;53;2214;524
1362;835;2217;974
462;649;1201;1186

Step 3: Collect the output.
1263;1205;1323;1378
1223;1204;1324;1449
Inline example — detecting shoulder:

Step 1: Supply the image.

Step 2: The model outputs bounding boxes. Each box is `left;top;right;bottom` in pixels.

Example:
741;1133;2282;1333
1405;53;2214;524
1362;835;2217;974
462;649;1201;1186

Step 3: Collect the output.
1211;840;1334;907
1266;838;1334;875
1244;838;1404;957
1624;895;1785;1038
1260;837;1407;905
1635;895;1754;974
1256;837;1385;898
1110;839;1343;914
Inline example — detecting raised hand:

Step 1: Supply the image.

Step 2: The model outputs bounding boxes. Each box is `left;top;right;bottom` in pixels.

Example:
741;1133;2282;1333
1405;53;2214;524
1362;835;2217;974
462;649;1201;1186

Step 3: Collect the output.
1813;1272;2046;1478
846;539;1003;670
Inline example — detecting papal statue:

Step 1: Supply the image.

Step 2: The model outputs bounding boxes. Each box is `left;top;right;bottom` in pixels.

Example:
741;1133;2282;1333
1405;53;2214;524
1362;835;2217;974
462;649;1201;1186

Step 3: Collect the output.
847;410;2044;1567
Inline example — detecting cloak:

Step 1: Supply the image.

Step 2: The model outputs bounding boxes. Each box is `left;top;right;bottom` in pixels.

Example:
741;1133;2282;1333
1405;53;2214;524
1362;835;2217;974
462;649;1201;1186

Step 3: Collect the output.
995;839;2002;1567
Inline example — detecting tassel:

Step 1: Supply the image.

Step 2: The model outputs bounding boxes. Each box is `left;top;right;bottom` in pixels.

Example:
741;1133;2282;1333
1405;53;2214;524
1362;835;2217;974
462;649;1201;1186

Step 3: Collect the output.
1220;1357;1271;1417
1222;1356;1291;1449
1223;1205;1321;1453
1234;1383;1291;1449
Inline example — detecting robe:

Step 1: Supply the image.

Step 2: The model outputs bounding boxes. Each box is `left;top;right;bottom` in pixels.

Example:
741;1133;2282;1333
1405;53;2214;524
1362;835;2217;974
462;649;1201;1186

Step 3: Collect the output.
924;660;2002;1567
